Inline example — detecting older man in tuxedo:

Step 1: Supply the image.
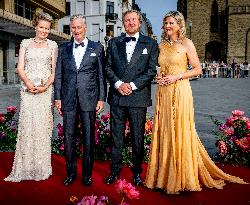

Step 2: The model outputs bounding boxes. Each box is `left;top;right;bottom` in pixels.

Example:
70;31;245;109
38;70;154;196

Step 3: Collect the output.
54;15;106;186
105;10;158;185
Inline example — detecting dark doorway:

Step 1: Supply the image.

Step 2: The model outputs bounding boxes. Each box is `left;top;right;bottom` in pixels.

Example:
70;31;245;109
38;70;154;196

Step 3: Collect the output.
205;41;224;62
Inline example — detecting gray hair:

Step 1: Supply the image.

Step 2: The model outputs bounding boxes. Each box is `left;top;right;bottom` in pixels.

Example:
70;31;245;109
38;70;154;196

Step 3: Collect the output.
70;14;87;24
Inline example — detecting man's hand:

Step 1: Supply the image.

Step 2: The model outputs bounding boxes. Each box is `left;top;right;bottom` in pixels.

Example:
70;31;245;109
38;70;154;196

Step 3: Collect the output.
118;83;132;95
96;101;104;113
55;100;63;116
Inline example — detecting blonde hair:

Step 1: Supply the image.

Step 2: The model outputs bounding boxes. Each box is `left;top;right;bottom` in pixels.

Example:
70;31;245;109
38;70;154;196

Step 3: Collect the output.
161;11;186;41
32;12;53;27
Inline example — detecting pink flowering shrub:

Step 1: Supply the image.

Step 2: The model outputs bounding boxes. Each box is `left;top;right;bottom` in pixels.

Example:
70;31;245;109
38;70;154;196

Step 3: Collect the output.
0;106;18;151
53;112;153;165
212;110;250;166
69;179;139;205
115;179;139;204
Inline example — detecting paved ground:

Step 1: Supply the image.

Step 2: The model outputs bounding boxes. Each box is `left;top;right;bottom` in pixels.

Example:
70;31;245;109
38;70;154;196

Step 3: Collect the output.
1;78;250;155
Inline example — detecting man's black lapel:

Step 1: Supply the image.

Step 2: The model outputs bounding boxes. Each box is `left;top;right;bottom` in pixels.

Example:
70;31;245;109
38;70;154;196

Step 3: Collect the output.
117;35;128;70
78;40;95;70
66;41;77;70
127;34;146;69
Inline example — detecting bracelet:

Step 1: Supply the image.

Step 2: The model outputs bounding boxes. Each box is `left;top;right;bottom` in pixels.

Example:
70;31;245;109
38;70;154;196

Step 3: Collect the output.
44;83;49;90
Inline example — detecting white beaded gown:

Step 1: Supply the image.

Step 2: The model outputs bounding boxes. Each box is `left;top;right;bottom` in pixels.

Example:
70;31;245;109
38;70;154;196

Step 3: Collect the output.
4;38;58;182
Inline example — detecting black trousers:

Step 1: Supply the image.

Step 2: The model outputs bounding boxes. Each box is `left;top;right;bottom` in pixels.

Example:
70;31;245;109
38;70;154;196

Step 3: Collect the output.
110;105;147;175
63;98;96;178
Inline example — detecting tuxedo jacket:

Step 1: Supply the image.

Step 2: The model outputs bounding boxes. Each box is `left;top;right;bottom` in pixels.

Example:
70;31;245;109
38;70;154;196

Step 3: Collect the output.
105;33;158;107
54;39;106;111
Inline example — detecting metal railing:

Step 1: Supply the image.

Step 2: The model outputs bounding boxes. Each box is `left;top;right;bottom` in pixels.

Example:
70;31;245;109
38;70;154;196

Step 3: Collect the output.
0;70;20;85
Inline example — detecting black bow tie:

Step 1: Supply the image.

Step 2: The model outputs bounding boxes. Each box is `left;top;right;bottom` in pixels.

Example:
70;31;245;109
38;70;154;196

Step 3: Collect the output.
124;37;136;43
75;42;85;48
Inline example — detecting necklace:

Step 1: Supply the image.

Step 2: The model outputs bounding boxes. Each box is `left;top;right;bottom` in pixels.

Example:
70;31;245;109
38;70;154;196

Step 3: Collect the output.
168;38;179;45
33;38;47;44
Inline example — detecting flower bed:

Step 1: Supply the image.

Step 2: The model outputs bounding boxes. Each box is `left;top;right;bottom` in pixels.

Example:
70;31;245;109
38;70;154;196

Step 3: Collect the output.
52;112;153;165
0;106;18;151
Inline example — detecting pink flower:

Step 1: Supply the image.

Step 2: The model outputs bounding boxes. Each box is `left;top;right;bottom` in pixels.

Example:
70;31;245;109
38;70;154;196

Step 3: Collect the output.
217;141;227;156
115;179;140;200
219;124;227;131
232;110;244;117
105;147;110;153
0;131;6;138
241;117;249;122
78;195;97;205
0;116;5;123
57;123;64;137
59;145;64;151
223;127;234;136
6;106;17;114
101;112;110;122
95;122;99;144
226;116;238;127
245;121;250;130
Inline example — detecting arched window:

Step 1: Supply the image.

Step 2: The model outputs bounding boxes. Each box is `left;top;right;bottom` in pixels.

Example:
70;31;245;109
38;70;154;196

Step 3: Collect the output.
210;0;218;32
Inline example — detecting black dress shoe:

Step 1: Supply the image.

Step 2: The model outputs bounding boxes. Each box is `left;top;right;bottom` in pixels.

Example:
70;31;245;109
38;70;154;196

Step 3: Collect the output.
82;177;92;186
105;173;119;185
133;174;143;186
63;176;75;186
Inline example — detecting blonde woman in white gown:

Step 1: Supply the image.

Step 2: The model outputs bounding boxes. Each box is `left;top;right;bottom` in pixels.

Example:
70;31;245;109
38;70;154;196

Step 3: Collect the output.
5;12;58;182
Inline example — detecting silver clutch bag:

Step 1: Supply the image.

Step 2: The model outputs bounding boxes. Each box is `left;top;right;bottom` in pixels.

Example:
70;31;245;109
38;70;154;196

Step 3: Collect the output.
22;77;43;91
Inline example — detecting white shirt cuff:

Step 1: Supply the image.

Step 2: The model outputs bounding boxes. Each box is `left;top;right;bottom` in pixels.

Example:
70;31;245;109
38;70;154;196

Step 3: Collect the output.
130;82;137;90
115;80;123;89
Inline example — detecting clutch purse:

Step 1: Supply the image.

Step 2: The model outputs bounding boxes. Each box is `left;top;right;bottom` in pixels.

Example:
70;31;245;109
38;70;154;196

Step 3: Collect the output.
22;77;44;91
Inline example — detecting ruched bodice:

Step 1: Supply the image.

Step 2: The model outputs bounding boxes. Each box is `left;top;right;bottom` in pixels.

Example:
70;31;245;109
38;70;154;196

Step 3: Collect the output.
158;41;188;76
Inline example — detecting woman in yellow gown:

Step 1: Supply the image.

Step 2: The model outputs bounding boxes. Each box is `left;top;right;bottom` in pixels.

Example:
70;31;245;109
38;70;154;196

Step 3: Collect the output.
144;11;247;194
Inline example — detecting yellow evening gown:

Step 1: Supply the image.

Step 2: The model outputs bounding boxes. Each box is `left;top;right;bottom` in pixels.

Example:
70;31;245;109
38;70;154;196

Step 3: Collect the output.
144;41;247;194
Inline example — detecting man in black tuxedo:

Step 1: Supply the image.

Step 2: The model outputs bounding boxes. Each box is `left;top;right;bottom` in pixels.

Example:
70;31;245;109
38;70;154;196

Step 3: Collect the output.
54;15;106;186
105;10;158;185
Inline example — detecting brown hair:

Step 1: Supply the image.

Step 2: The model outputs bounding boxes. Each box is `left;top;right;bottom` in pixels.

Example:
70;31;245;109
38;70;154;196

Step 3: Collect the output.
161;11;186;41
122;10;142;24
32;12;53;27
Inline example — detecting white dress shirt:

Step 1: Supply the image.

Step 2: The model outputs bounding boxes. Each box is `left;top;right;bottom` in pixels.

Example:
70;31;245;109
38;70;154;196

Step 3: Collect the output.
73;37;88;69
115;32;139;90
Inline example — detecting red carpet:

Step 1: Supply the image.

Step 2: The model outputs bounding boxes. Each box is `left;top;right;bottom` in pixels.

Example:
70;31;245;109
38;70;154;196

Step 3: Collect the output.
1;152;250;205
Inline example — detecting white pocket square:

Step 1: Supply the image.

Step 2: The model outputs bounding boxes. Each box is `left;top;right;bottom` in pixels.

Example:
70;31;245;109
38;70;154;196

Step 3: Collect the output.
142;48;148;54
90;53;96;56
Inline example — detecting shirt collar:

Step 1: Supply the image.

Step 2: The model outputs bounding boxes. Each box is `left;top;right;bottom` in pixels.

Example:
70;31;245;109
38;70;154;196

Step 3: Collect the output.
125;32;139;41
74;37;88;47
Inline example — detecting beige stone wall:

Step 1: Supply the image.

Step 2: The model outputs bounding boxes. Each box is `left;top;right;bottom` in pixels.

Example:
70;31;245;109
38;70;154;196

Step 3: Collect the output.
185;0;250;62
228;14;250;62
187;0;211;61
43;0;65;14
228;0;250;6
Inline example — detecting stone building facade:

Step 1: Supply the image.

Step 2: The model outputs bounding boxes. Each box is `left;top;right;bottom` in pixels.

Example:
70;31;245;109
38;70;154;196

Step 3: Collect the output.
177;0;250;64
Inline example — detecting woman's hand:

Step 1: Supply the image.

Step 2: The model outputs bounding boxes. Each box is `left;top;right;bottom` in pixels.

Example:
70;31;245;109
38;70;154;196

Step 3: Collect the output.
163;75;179;85
156;75;179;86
156;75;166;86
30;86;47;94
